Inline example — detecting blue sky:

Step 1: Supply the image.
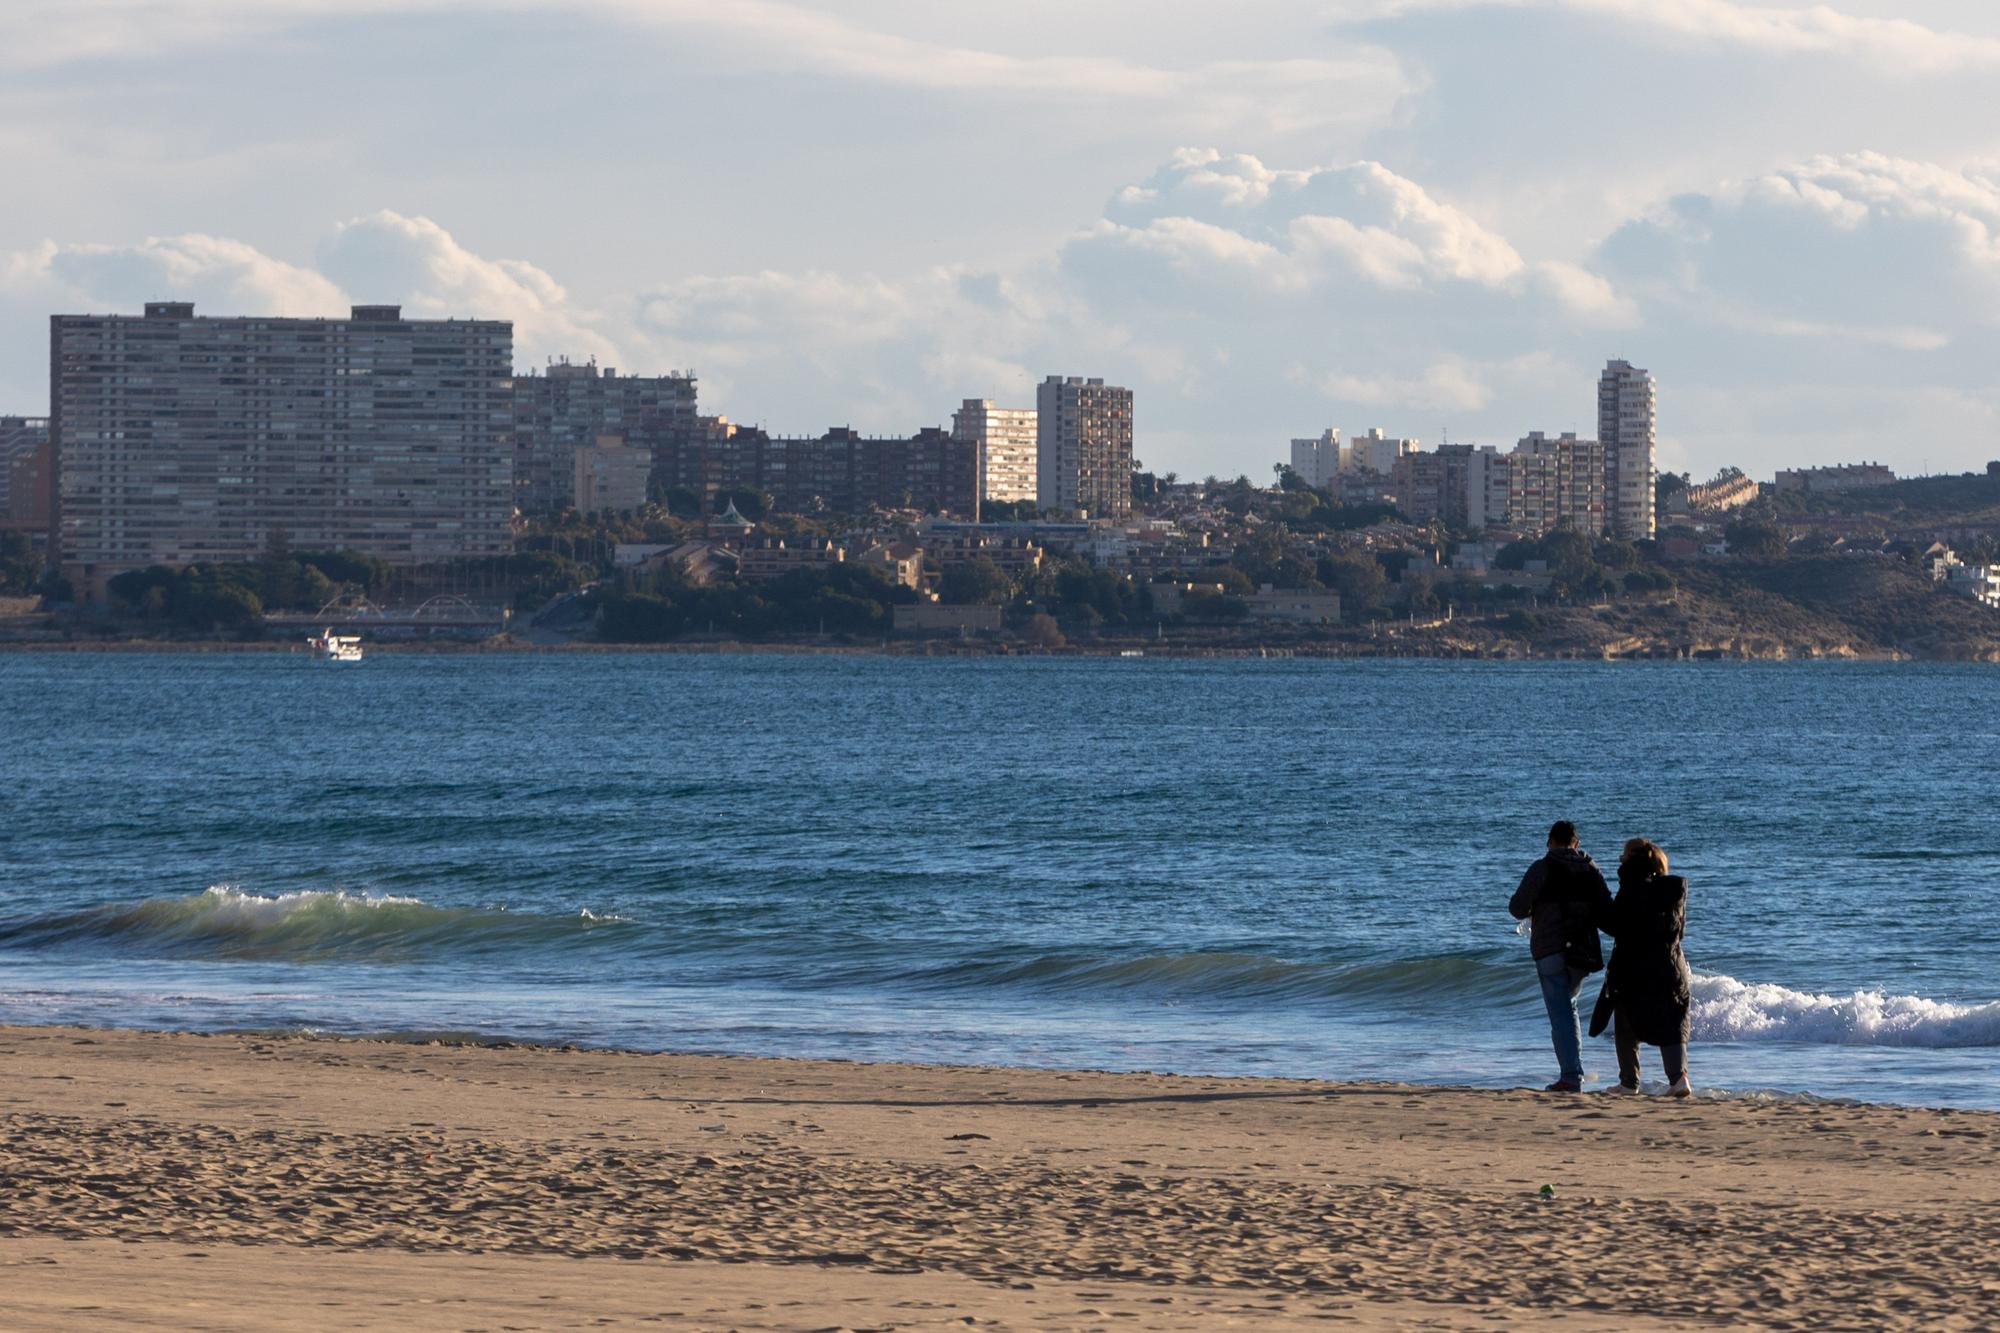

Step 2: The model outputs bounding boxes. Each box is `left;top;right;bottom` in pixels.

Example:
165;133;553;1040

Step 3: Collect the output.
4;0;2000;482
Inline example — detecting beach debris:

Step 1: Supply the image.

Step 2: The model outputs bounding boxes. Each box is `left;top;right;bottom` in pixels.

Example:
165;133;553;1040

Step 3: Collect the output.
945;1132;992;1141
1539;1184;1556;1199
699;1124;726;1132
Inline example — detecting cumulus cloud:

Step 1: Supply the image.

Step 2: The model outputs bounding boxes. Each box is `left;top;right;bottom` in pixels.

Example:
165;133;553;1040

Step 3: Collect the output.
20;232;346;317
10;145;2000;480
1065;149;1632;339
0;231;350;410
1599;153;2000;346
629;264;1117;433
317;210;620;367
0;215;633;411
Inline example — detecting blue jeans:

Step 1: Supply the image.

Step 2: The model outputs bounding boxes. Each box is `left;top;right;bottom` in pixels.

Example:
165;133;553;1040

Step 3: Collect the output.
1536;952;1588;1084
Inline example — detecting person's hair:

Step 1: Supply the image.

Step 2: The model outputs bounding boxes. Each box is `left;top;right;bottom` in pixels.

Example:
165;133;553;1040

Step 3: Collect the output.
1547;820;1578;847
1621;838;1668;878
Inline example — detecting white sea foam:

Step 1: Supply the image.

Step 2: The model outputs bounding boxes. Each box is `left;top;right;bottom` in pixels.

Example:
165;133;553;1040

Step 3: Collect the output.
1691;972;2000;1048
181;886;427;924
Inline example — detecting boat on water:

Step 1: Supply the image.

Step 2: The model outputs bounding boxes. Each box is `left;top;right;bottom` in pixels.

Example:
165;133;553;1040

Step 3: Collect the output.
1120;649;1145;658
307;629;364;662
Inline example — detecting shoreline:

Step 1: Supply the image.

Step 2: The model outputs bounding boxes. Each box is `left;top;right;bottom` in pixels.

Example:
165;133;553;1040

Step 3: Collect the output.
0;633;1932;660
0;1010;1983;1113
1;1022;1995;1328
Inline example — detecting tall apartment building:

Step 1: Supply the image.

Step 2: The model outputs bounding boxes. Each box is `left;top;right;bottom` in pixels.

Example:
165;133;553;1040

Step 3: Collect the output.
1508;432;1606;535
1391;443;1492;527
1351;427;1418;476
1466;446;1510;530
50;302;513;596
951;399;1038;505
574;435;652;515
0;416;49;521
1036;375;1133;520
1598;359;1656;540
512;359;697;513
654;424;979;517
1289;429;1342;489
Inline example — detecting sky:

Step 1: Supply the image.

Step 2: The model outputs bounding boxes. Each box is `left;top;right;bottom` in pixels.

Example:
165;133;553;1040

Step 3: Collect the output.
5;0;2000;483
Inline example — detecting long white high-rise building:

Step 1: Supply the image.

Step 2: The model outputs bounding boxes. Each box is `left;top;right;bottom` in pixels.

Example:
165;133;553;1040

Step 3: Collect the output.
50;302;514;597
951;399;1038;505
1598;359;1656;540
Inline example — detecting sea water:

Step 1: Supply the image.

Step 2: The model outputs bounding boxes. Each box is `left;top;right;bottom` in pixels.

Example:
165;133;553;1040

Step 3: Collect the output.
0;653;1995;1107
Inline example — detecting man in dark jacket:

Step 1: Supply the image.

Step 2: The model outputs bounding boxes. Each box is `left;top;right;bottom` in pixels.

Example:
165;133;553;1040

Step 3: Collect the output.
1509;820;1614;1092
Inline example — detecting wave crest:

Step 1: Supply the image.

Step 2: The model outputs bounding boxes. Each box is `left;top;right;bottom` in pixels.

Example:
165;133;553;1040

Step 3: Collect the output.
1691;974;2000;1048
0;887;628;962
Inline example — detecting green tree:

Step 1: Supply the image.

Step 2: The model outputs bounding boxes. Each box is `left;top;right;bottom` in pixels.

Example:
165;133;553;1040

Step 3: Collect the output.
1267;554;1319;590
715;487;770;519
0;531;45;595
1726;519;1789;557
1212;566;1255;596
938;556;1013;605
1317;554;1387;622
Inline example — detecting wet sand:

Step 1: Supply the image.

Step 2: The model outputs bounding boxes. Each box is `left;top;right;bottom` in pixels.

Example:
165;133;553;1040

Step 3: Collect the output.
1;1024;1995;1329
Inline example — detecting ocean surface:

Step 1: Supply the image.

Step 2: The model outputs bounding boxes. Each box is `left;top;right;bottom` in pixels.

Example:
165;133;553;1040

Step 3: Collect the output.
1;652;1996;1108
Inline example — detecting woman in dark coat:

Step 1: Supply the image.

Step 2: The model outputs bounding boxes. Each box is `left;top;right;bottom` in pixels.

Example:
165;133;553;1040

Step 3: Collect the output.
1600;838;1693;1097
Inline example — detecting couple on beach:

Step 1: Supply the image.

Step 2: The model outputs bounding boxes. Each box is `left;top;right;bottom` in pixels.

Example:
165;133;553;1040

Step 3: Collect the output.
1510;821;1693;1097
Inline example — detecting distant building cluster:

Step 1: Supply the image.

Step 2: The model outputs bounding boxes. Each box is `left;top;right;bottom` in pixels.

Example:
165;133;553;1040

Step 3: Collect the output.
514;358;696;513
16;299;1139;598
1775;463;1896;495
19;297;1948;616
1684;470;1758;513
1926;545;2000;610
651;421;980;518
1284;362;1658;541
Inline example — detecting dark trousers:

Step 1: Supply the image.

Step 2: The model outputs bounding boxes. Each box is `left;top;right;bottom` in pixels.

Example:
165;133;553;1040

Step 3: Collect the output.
1615;1012;1688;1087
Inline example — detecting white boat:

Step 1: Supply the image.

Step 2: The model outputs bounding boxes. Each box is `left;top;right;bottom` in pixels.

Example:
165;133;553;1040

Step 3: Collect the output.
307;628;364;662
1119;649;1145;658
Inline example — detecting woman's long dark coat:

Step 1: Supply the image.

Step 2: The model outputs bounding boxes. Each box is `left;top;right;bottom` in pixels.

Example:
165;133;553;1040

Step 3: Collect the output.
1605;866;1692;1047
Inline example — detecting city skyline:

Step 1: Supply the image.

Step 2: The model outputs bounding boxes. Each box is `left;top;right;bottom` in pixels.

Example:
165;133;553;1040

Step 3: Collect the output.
5;3;2000;483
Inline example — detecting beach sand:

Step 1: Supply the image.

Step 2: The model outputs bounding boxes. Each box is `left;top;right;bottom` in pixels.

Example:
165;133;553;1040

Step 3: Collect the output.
1;1025;1995;1330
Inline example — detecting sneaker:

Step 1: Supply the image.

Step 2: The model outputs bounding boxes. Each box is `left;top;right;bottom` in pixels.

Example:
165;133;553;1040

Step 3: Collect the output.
1605;1082;1640;1096
1668;1075;1693;1099
1543;1079;1582;1093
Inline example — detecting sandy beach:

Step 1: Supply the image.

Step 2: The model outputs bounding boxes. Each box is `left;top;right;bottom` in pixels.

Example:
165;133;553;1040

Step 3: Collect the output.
0;1025;1996;1329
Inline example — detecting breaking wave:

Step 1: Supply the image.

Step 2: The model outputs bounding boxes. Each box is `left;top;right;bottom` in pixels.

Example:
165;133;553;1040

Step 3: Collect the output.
0;887;630;962
1691;973;2000;1048
2;890;1995;1049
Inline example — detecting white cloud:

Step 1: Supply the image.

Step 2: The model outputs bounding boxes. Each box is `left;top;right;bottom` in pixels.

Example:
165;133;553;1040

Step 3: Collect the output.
1529;261;1640;326
1600;152;2000;344
317;211;620;367
1351;0;2000;70
10;143;2000;481
1077;151;1532;302
0;1;1415;140
25;232;347;316
0;216;629;411
1316;360;1494;412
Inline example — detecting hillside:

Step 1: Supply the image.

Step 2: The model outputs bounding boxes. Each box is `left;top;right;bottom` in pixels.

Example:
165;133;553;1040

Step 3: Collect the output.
1787;470;2000;528
1395;555;2000;660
